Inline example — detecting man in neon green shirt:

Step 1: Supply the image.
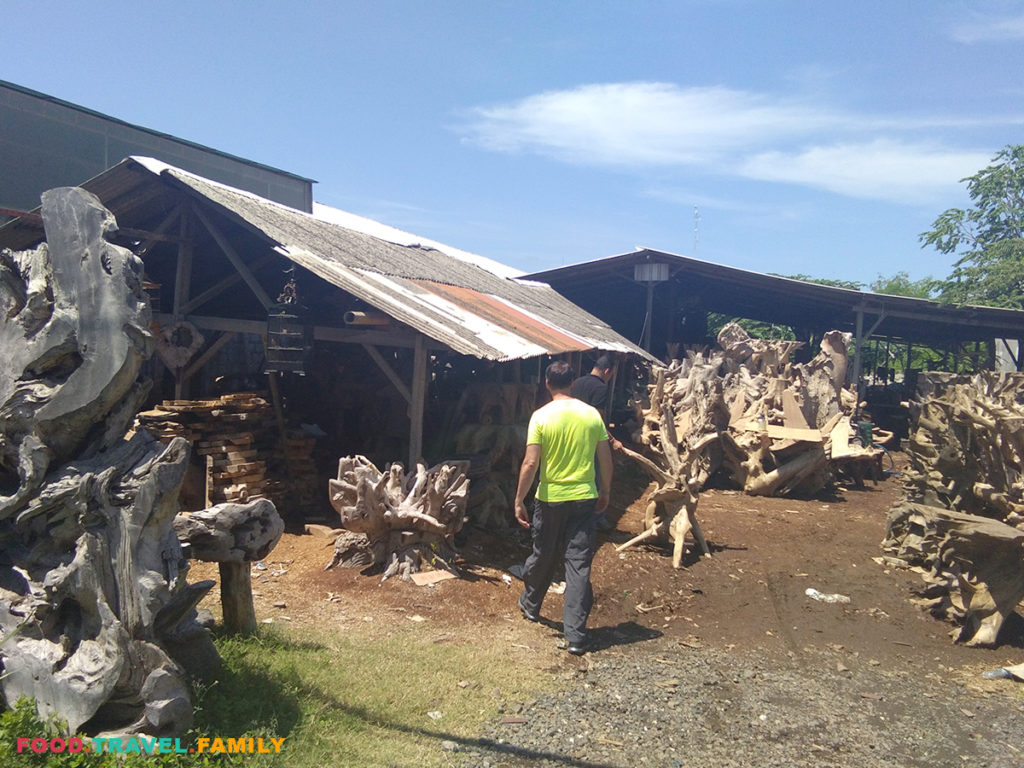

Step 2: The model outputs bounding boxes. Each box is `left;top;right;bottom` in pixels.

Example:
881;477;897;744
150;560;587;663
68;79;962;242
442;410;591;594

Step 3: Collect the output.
514;360;613;655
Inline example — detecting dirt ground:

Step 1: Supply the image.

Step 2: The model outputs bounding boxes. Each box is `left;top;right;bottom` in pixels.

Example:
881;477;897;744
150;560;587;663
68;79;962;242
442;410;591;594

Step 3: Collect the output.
190;451;1024;673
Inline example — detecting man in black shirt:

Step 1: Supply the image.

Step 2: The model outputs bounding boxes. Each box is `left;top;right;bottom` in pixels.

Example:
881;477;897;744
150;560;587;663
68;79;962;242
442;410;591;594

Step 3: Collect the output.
570;355;622;530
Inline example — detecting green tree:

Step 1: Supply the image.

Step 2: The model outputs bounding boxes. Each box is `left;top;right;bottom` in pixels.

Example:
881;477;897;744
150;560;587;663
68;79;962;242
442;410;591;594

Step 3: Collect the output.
781;273;865;291
870;271;939;299
920;144;1024;308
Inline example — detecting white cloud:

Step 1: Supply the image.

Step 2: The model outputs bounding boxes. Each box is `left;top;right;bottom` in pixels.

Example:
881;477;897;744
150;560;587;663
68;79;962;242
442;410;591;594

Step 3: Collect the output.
464;83;840;166
950;12;1024;43
739;140;993;204
460;82;1011;205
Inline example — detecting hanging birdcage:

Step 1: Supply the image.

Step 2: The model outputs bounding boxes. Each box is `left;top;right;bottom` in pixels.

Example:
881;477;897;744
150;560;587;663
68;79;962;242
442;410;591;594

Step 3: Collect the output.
264;275;312;375
265;303;312;375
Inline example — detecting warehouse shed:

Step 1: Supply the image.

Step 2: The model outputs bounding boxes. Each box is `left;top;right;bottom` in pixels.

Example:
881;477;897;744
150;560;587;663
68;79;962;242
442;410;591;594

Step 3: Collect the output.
0;157;651;524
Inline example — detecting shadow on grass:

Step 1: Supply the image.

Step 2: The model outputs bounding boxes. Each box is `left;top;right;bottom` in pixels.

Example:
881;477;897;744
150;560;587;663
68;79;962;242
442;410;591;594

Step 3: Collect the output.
196;628;626;767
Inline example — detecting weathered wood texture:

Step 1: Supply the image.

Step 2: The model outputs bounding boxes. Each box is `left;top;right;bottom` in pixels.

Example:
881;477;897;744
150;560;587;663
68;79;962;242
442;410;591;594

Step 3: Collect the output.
0;188;215;737
620;324;857;566
881;371;1024;646
326;456;469;581
174;498;284;634
138;393;321;522
883;501;1024;646
903;371;1024;519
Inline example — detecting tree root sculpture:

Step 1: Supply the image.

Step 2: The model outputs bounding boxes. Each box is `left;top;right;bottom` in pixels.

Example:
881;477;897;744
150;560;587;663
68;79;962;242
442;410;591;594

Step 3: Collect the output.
327;456;469;581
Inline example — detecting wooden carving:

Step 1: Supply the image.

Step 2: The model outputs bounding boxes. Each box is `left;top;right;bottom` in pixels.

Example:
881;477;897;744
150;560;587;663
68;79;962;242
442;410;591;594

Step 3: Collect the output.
327;456;469;581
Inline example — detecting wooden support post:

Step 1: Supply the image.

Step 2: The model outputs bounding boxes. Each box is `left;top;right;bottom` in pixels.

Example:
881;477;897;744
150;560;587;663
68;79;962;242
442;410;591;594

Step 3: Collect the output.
172;209;194;401
218;562;257;635
409;335;427;468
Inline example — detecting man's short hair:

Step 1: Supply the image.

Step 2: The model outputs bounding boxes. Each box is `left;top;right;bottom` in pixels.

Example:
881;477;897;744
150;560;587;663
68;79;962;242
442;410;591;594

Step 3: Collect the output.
593;354;613;372
545;360;575;390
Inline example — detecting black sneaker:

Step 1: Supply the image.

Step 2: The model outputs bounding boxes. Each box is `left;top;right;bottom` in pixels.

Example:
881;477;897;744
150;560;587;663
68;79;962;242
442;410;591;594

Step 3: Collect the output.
517;593;539;622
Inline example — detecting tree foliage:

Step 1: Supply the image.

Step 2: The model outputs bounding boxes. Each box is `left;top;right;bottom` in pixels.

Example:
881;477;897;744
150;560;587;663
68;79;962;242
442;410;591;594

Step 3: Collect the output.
869;271;939;300
921;144;1024;308
780;273;865;291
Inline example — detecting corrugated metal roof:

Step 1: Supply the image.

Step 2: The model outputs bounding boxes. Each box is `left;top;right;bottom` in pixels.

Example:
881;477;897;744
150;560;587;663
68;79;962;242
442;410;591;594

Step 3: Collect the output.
528;248;1024;345
2;156;651;362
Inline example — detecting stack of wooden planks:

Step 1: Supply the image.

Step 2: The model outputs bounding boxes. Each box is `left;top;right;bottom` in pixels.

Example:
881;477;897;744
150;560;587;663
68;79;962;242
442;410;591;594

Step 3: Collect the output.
137;393;274;504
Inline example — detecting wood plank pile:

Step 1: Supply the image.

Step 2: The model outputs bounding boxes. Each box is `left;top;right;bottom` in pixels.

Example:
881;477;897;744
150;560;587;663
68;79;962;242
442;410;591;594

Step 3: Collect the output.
880;371;1024;646
279;429;320;512
136;393;275;504
619;323;858;567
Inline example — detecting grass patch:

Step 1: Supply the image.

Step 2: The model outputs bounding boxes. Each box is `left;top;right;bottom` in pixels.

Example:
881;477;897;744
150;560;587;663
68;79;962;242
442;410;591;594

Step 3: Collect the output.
196;622;554;767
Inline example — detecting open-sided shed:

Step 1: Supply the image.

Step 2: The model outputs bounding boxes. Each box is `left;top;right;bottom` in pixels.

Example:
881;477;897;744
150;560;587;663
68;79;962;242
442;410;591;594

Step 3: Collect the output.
1;157;652;475
528;247;1024;377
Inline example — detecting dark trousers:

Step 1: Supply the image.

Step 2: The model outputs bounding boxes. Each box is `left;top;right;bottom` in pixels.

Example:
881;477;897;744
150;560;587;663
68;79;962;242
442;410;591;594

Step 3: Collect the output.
520;498;597;645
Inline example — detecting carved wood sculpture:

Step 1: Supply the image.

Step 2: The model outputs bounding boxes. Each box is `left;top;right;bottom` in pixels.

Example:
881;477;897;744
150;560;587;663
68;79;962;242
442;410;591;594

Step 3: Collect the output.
619;324;855;566
174;499;284;634
326;456;469;581
0;188;216;736
883;501;1024;646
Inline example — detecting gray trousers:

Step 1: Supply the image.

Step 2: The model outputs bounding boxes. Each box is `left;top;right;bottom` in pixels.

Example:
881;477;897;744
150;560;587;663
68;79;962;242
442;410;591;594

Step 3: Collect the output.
520;498;597;645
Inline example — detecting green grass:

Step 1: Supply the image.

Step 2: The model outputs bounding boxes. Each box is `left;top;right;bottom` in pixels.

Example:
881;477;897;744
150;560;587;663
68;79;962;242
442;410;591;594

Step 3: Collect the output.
2;623;554;768
193;623;552;767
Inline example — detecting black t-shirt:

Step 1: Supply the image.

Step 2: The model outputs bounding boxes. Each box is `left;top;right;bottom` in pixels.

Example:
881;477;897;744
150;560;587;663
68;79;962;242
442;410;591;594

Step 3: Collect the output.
570;373;608;410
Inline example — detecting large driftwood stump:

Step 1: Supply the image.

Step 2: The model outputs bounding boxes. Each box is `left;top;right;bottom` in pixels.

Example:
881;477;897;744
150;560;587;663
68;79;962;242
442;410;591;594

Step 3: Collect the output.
326;456;469;581
174;499;284;634
0;188;215;737
883;501;1024;646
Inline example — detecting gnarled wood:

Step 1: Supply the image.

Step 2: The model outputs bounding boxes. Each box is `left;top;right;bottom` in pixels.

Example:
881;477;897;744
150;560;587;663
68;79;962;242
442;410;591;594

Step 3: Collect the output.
0;188;214;738
174;499;284;634
883;501;1024;647
327;456;469;581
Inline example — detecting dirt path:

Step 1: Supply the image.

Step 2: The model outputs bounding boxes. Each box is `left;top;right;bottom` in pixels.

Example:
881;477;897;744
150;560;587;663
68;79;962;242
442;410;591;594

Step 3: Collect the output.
190;452;1024;766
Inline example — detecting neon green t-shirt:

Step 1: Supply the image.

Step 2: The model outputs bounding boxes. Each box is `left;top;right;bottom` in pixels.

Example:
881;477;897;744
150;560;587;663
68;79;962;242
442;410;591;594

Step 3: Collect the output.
526;397;609;502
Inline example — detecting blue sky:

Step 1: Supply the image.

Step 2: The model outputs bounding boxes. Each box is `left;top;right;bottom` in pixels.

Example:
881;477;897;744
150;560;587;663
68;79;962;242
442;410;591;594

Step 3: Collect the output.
5;0;1024;285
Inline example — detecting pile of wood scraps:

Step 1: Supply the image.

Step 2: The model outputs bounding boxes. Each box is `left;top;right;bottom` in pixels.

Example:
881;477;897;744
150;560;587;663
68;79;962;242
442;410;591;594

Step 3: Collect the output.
619;323;859;568
633;323;857;499
278;428;320;512
826;416;890;488
880;371;1024;646
903;371;1024;520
